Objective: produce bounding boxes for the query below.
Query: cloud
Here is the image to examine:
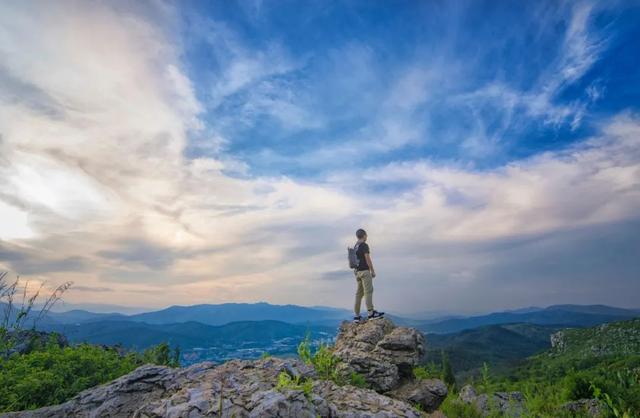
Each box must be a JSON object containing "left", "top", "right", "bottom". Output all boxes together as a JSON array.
[
  {"left": 70, "top": 285, "right": 114, "bottom": 293},
  {"left": 0, "top": 241, "right": 89, "bottom": 275},
  {"left": 97, "top": 239, "right": 178, "bottom": 270},
  {"left": 0, "top": 1, "right": 638, "bottom": 313}
]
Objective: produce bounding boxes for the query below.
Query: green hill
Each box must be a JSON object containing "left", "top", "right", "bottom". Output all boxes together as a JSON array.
[
  {"left": 549, "top": 318, "right": 640, "bottom": 357},
  {"left": 492, "top": 318, "right": 640, "bottom": 417},
  {"left": 426, "top": 323, "right": 560, "bottom": 379}
]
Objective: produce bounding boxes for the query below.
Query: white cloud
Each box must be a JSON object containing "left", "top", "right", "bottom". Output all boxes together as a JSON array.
[{"left": 0, "top": 1, "right": 638, "bottom": 313}]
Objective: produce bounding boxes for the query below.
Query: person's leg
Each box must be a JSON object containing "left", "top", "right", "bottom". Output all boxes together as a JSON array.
[
  {"left": 354, "top": 273, "right": 364, "bottom": 316},
  {"left": 361, "top": 270, "right": 374, "bottom": 313}
]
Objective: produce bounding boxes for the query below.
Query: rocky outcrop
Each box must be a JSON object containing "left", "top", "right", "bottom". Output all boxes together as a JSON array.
[
  {"left": 1, "top": 318, "right": 448, "bottom": 418},
  {"left": 333, "top": 318, "right": 426, "bottom": 392},
  {"left": 458, "top": 385, "right": 525, "bottom": 417},
  {"left": 1, "top": 357, "right": 425, "bottom": 418},
  {"left": 332, "top": 318, "right": 446, "bottom": 413}
]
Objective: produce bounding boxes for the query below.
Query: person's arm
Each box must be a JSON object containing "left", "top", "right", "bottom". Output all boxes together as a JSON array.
[{"left": 365, "top": 253, "right": 376, "bottom": 277}]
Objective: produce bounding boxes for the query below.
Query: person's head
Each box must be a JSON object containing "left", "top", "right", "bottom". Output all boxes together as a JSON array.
[{"left": 356, "top": 228, "right": 367, "bottom": 241}]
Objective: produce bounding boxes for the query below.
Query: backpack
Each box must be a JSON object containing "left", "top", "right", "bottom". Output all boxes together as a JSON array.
[{"left": 347, "top": 242, "right": 363, "bottom": 269}]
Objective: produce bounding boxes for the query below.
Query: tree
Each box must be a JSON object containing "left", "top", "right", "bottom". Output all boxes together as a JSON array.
[{"left": 441, "top": 349, "right": 456, "bottom": 389}]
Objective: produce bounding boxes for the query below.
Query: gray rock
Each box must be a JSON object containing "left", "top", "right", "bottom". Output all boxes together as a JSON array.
[
  {"left": 560, "top": 399, "right": 606, "bottom": 417},
  {"left": 387, "top": 378, "right": 448, "bottom": 413},
  {"left": 313, "top": 380, "right": 422, "bottom": 418},
  {"left": 458, "top": 384, "right": 478, "bottom": 404},
  {"left": 458, "top": 385, "right": 525, "bottom": 417},
  {"left": 0, "top": 357, "right": 423, "bottom": 418},
  {"left": 333, "top": 318, "right": 425, "bottom": 392}
]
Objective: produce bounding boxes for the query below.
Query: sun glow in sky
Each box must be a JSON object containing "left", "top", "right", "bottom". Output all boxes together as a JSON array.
[{"left": 0, "top": 1, "right": 639, "bottom": 314}]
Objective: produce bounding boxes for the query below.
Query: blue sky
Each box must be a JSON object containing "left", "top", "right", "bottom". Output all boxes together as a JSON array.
[
  {"left": 182, "top": 0, "right": 640, "bottom": 177},
  {"left": 0, "top": 1, "right": 639, "bottom": 314}
]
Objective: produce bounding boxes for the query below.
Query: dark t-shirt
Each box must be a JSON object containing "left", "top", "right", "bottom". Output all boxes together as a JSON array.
[{"left": 355, "top": 242, "right": 370, "bottom": 271}]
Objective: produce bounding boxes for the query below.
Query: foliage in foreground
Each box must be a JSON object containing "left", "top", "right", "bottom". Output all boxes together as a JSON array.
[
  {"left": 416, "top": 351, "right": 640, "bottom": 418},
  {"left": 0, "top": 335, "right": 181, "bottom": 413},
  {"left": 297, "top": 333, "right": 367, "bottom": 388}
]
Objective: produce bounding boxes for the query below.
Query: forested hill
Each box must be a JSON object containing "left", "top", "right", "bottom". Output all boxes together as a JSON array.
[{"left": 549, "top": 317, "right": 640, "bottom": 357}]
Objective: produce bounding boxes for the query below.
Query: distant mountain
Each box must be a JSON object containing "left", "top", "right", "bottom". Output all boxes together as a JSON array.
[
  {"left": 41, "top": 302, "right": 151, "bottom": 315},
  {"left": 124, "top": 302, "right": 351, "bottom": 326},
  {"left": 426, "top": 323, "right": 561, "bottom": 379},
  {"left": 502, "top": 306, "right": 543, "bottom": 314},
  {"left": 419, "top": 304, "right": 640, "bottom": 334},
  {"left": 545, "top": 304, "right": 640, "bottom": 316},
  {"left": 44, "top": 309, "right": 128, "bottom": 324}
]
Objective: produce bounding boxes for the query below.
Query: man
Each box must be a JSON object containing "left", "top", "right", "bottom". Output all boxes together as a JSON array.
[{"left": 353, "top": 228, "right": 384, "bottom": 322}]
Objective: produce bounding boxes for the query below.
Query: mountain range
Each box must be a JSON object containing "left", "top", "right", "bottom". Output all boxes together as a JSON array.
[
  {"left": 417, "top": 304, "right": 640, "bottom": 334},
  {"left": 28, "top": 302, "right": 351, "bottom": 327},
  {"left": 2, "top": 301, "right": 638, "bottom": 366}
]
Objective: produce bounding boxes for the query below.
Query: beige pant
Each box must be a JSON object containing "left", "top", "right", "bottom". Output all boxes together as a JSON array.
[{"left": 354, "top": 269, "right": 374, "bottom": 315}]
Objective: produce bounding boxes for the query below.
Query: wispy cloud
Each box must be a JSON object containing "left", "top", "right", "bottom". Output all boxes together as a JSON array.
[{"left": 0, "top": 1, "right": 638, "bottom": 312}]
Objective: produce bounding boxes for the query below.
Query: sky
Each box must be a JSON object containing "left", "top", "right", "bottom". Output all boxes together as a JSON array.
[{"left": 0, "top": 0, "right": 639, "bottom": 315}]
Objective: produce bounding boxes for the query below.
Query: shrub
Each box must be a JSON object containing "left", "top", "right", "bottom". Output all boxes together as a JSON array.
[
  {"left": 441, "top": 350, "right": 457, "bottom": 389},
  {"left": 414, "top": 362, "right": 441, "bottom": 380},
  {"left": 297, "top": 334, "right": 345, "bottom": 386},
  {"left": 141, "top": 341, "right": 180, "bottom": 367},
  {"left": 312, "top": 344, "right": 341, "bottom": 382},
  {"left": 297, "top": 333, "right": 313, "bottom": 364},
  {"left": 275, "top": 371, "right": 313, "bottom": 398},
  {"left": 349, "top": 372, "right": 368, "bottom": 388},
  {"left": 0, "top": 340, "right": 182, "bottom": 412}
]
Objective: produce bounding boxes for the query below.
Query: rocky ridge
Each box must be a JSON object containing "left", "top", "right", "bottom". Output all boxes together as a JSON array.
[{"left": 1, "top": 318, "right": 447, "bottom": 417}]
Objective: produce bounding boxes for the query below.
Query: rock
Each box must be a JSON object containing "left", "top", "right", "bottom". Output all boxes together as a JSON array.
[
  {"left": 550, "top": 331, "right": 566, "bottom": 354},
  {"left": 2, "top": 318, "right": 447, "bottom": 417},
  {"left": 313, "top": 380, "right": 422, "bottom": 418},
  {"left": 0, "top": 357, "right": 422, "bottom": 418},
  {"left": 560, "top": 399, "right": 606, "bottom": 417},
  {"left": 458, "top": 385, "right": 525, "bottom": 417},
  {"left": 458, "top": 384, "right": 477, "bottom": 404},
  {"left": 387, "top": 379, "right": 448, "bottom": 413},
  {"left": 333, "top": 318, "right": 425, "bottom": 392}
]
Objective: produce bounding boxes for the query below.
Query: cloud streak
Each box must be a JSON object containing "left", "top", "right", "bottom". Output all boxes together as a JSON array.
[{"left": 0, "top": 1, "right": 638, "bottom": 313}]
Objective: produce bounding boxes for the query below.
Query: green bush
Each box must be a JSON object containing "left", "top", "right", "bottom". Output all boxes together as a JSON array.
[
  {"left": 297, "top": 334, "right": 345, "bottom": 386},
  {"left": 275, "top": 371, "right": 313, "bottom": 398},
  {"left": 141, "top": 341, "right": 180, "bottom": 367},
  {"left": 349, "top": 371, "right": 368, "bottom": 388},
  {"left": 413, "top": 362, "right": 441, "bottom": 380},
  {"left": 439, "top": 394, "right": 483, "bottom": 418},
  {"left": 562, "top": 372, "right": 593, "bottom": 401},
  {"left": 312, "top": 344, "right": 341, "bottom": 382},
  {"left": 0, "top": 337, "right": 181, "bottom": 412}
]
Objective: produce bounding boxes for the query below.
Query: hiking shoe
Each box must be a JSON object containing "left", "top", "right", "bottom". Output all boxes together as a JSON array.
[
  {"left": 367, "top": 310, "right": 385, "bottom": 320},
  {"left": 353, "top": 315, "right": 363, "bottom": 323}
]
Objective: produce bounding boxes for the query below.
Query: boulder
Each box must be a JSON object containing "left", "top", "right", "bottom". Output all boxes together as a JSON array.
[
  {"left": 333, "top": 318, "right": 425, "bottom": 392},
  {"left": 387, "top": 378, "right": 448, "bottom": 413},
  {"left": 560, "top": 399, "right": 606, "bottom": 417}
]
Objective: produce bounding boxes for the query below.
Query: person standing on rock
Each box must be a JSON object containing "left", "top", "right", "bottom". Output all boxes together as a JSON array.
[{"left": 352, "top": 229, "right": 384, "bottom": 322}]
